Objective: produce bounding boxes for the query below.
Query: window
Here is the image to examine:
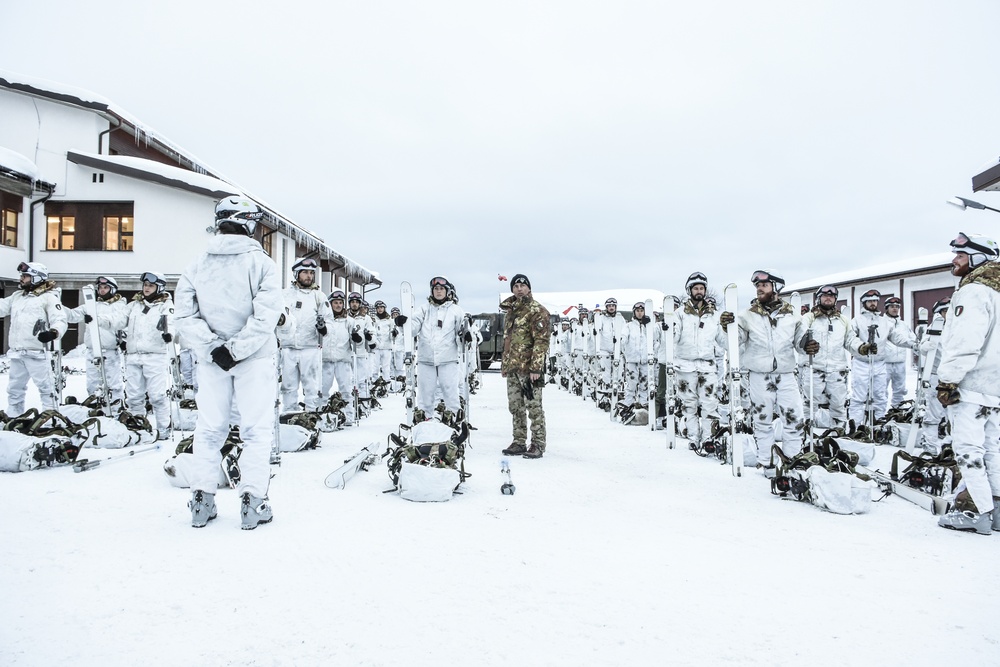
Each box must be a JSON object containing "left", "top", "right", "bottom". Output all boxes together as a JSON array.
[
  {"left": 104, "top": 215, "right": 133, "bottom": 251},
  {"left": 45, "top": 201, "right": 134, "bottom": 251},
  {"left": 2, "top": 208, "right": 16, "bottom": 247},
  {"left": 47, "top": 215, "right": 75, "bottom": 250},
  {"left": 259, "top": 225, "right": 273, "bottom": 256},
  {"left": 0, "top": 191, "right": 21, "bottom": 248}
]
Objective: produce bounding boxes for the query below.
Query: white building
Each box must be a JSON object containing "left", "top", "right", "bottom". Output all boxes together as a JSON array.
[{"left": 0, "top": 69, "right": 379, "bottom": 351}]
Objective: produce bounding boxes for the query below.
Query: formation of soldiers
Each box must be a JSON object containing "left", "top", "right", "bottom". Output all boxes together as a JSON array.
[{"left": 544, "top": 232, "right": 1000, "bottom": 535}]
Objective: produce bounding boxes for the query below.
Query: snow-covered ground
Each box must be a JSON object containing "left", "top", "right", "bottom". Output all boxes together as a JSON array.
[{"left": 1, "top": 360, "right": 998, "bottom": 666}]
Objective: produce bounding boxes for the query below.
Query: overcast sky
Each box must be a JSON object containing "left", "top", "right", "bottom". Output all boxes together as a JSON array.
[{"left": 4, "top": 1, "right": 999, "bottom": 314}]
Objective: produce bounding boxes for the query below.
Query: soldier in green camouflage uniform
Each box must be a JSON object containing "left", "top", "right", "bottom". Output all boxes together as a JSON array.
[{"left": 500, "top": 274, "right": 551, "bottom": 459}]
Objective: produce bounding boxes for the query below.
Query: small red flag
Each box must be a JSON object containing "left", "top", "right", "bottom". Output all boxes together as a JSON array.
[{"left": 498, "top": 275, "right": 508, "bottom": 281}]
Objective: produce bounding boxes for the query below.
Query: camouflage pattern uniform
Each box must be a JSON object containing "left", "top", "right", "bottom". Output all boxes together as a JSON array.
[{"left": 500, "top": 292, "right": 551, "bottom": 451}]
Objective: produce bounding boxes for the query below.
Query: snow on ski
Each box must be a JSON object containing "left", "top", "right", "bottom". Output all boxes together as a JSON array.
[{"left": 324, "top": 443, "right": 382, "bottom": 489}]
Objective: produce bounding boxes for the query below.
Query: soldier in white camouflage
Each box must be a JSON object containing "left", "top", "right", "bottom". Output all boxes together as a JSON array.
[{"left": 499, "top": 274, "right": 551, "bottom": 459}]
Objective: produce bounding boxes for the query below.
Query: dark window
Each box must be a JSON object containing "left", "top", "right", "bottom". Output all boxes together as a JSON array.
[
  {"left": 0, "top": 191, "right": 21, "bottom": 248},
  {"left": 45, "top": 201, "right": 134, "bottom": 251}
]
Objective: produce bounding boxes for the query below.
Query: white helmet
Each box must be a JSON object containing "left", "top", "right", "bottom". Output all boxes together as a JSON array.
[
  {"left": 950, "top": 232, "right": 999, "bottom": 268},
  {"left": 96, "top": 276, "right": 118, "bottom": 296},
  {"left": 685, "top": 271, "right": 708, "bottom": 296},
  {"left": 291, "top": 257, "right": 319, "bottom": 282},
  {"left": 140, "top": 271, "right": 168, "bottom": 294},
  {"left": 17, "top": 261, "right": 49, "bottom": 286},
  {"left": 215, "top": 195, "right": 264, "bottom": 236},
  {"left": 751, "top": 269, "right": 785, "bottom": 294}
]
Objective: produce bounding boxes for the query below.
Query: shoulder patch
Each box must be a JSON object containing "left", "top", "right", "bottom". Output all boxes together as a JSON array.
[
  {"left": 536, "top": 320, "right": 546, "bottom": 330},
  {"left": 55, "top": 304, "right": 62, "bottom": 310},
  {"left": 954, "top": 305, "right": 964, "bottom": 317}
]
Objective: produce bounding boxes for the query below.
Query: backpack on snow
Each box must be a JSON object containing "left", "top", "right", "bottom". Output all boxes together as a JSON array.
[{"left": 385, "top": 420, "right": 470, "bottom": 502}]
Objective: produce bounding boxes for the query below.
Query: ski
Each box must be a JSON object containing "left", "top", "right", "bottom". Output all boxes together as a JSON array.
[
  {"left": 610, "top": 316, "right": 622, "bottom": 422},
  {"left": 324, "top": 442, "right": 382, "bottom": 489},
  {"left": 72, "top": 442, "right": 161, "bottom": 472},
  {"left": 81, "top": 285, "right": 111, "bottom": 412},
  {"left": 500, "top": 458, "right": 515, "bottom": 495},
  {"left": 724, "top": 283, "right": 745, "bottom": 477},
  {"left": 661, "top": 296, "right": 677, "bottom": 447},
  {"left": 645, "top": 298, "right": 657, "bottom": 432},
  {"left": 400, "top": 281, "right": 415, "bottom": 425},
  {"left": 857, "top": 464, "right": 950, "bottom": 515},
  {"left": 905, "top": 309, "right": 937, "bottom": 454}
]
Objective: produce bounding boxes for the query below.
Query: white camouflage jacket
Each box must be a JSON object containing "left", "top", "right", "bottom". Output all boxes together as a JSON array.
[
  {"left": 673, "top": 299, "right": 727, "bottom": 371},
  {"left": 411, "top": 297, "right": 466, "bottom": 365},
  {"left": 799, "top": 307, "right": 862, "bottom": 373},
  {"left": 174, "top": 234, "right": 283, "bottom": 364},
  {"left": 0, "top": 281, "right": 68, "bottom": 351},
  {"left": 937, "top": 263, "right": 1000, "bottom": 405},
  {"left": 882, "top": 316, "right": 915, "bottom": 363},
  {"left": 66, "top": 294, "right": 128, "bottom": 353},
  {"left": 322, "top": 312, "right": 373, "bottom": 363},
  {"left": 594, "top": 312, "right": 626, "bottom": 354},
  {"left": 736, "top": 298, "right": 806, "bottom": 374},
  {"left": 849, "top": 311, "right": 915, "bottom": 363},
  {"left": 123, "top": 292, "right": 174, "bottom": 355},
  {"left": 620, "top": 318, "right": 653, "bottom": 363},
  {"left": 280, "top": 284, "right": 328, "bottom": 350}
]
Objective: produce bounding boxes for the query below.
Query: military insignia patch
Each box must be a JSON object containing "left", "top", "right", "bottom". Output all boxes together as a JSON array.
[
  {"left": 536, "top": 321, "right": 546, "bottom": 330},
  {"left": 954, "top": 305, "right": 964, "bottom": 317}
]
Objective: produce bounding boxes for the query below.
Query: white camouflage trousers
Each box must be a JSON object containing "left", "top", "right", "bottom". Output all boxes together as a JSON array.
[
  {"left": 417, "top": 361, "right": 462, "bottom": 414},
  {"left": 848, "top": 358, "right": 888, "bottom": 424},
  {"left": 6, "top": 349, "right": 56, "bottom": 415},
  {"left": 373, "top": 349, "right": 392, "bottom": 381},
  {"left": 281, "top": 347, "right": 322, "bottom": 411},
  {"left": 886, "top": 361, "right": 907, "bottom": 408},
  {"left": 623, "top": 361, "right": 649, "bottom": 406},
  {"left": 321, "top": 360, "right": 356, "bottom": 423},
  {"left": 947, "top": 401, "right": 1000, "bottom": 514},
  {"left": 918, "top": 373, "right": 947, "bottom": 452},
  {"left": 190, "top": 354, "right": 277, "bottom": 499},
  {"left": 86, "top": 349, "right": 124, "bottom": 405},
  {"left": 677, "top": 367, "right": 721, "bottom": 446},
  {"left": 748, "top": 371, "right": 805, "bottom": 465},
  {"left": 803, "top": 368, "right": 850, "bottom": 429},
  {"left": 125, "top": 352, "right": 171, "bottom": 431}
]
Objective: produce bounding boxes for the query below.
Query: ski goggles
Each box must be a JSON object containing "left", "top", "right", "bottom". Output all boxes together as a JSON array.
[
  {"left": 860, "top": 290, "right": 881, "bottom": 304},
  {"left": 816, "top": 285, "right": 838, "bottom": 298},
  {"left": 296, "top": 258, "right": 319, "bottom": 269},
  {"left": 687, "top": 272, "right": 708, "bottom": 285},
  {"left": 605, "top": 298, "right": 618, "bottom": 307},
  {"left": 632, "top": 302, "right": 645, "bottom": 311},
  {"left": 348, "top": 292, "right": 362, "bottom": 301},
  {"left": 16, "top": 262, "right": 30, "bottom": 273},
  {"left": 430, "top": 276, "right": 449, "bottom": 288},
  {"left": 884, "top": 297, "right": 902, "bottom": 307},
  {"left": 950, "top": 232, "right": 995, "bottom": 256},
  {"left": 328, "top": 290, "right": 346, "bottom": 301},
  {"left": 933, "top": 297, "right": 951, "bottom": 314},
  {"left": 96, "top": 276, "right": 115, "bottom": 286},
  {"left": 751, "top": 271, "right": 775, "bottom": 285},
  {"left": 140, "top": 272, "right": 165, "bottom": 285}
]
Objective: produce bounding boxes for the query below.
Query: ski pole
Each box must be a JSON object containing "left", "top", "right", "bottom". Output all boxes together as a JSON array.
[{"left": 72, "top": 442, "right": 161, "bottom": 472}]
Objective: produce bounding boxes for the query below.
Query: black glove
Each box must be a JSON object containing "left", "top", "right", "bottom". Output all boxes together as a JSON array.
[
  {"left": 719, "top": 311, "right": 735, "bottom": 331},
  {"left": 351, "top": 331, "right": 363, "bottom": 343},
  {"left": 661, "top": 322, "right": 668, "bottom": 331},
  {"left": 37, "top": 329, "right": 58, "bottom": 344},
  {"left": 612, "top": 337, "right": 617, "bottom": 345},
  {"left": 463, "top": 331, "right": 473, "bottom": 343},
  {"left": 162, "top": 333, "right": 173, "bottom": 343},
  {"left": 211, "top": 345, "right": 238, "bottom": 371},
  {"left": 119, "top": 341, "right": 127, "bottom": 353},
  {"left": 859, "top": 343, "right": 878, "bottom": 356},
  {"left": 593, "top": 329, "right": 598, "bottom": 336},
  {"left": 640, "top": 316, "right": 650, "bottom": 325},
  {"left": 84, "top": 314, "right": 93, "bottom": 324},
  {"left": 364, "top": 332, "right": 372, "bottom": 342},
  {"left": 317, "top": 325, "right": 328, "bottom": 336},
  {"left": 392, "top": 329, "right": 398, "bottom": 338},
  {"left": 936, "top": 382, "right": 960, "bottom": 407},
  {"left": 315, "top": 316, "right": 327, "bottom": 335},
  {"left": 394, "top": 315, "right": 408, "bottom": 326},
  {"left": 803, "top": 339, "right": 820, "bottom": 355}
]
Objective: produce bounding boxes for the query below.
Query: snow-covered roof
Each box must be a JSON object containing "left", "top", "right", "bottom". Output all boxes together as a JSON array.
[
  {"left": 67, "top": 151, "right": 242, "bottom": 199},
  {"left": 785, "top": 253, "right": 953, "bottom": 292},
  {"left": 0, "top": 146, "right": 38, "bottom": 180},
  {"left": 502, "top": 289, "right": 669, "bottom": 316}
]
